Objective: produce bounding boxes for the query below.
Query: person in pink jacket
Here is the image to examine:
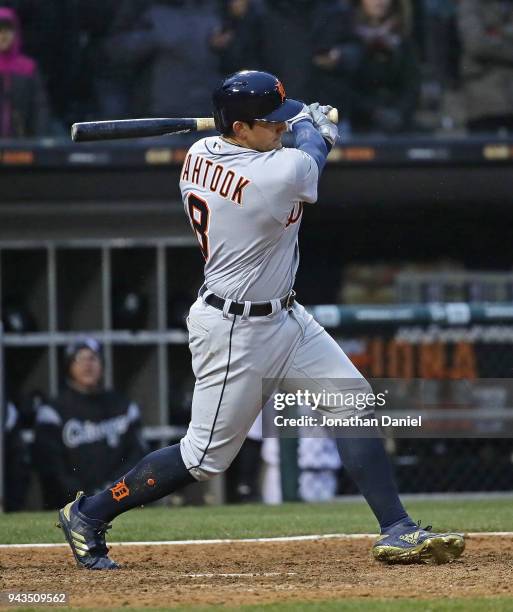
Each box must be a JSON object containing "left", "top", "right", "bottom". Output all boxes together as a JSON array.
[{"left": 0, "top": 6, "right": 48, "bottom": 138}]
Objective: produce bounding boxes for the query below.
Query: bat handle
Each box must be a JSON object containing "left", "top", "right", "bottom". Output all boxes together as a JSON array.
[{"left": 196, "top": 118, "right": 216, "bottom": 131}]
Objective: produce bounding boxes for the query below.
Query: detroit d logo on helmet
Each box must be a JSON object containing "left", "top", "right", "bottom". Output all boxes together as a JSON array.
[{"left": 276, "top": 80, "right": 286, "bottom": 103}]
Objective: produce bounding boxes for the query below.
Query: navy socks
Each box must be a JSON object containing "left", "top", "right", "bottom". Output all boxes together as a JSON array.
[
  {"left": 335, "top": 433, "right": 415, "bottom": 531},
  {"left": 80, "top": 444, "right": 196, "bottom": 523},
  {"left": 78, "top": 430, "right": 411, "bottom": 532}
]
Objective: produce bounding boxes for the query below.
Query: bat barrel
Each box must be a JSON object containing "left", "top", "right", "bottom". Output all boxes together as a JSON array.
[{"left": 71, "top": 118, "right": 199, "bottom": 142}]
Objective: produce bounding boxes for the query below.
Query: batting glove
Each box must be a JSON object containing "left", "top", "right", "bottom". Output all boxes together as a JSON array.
[
  {"left": 286, "top": 103, "right": 313, "bottom": 131},
  {"left": 308, "top": 102, "right": 339, "bottom": 147}
]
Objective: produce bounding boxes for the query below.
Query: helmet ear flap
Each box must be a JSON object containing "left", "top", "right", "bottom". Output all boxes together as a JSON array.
[
  {"left": 213, "top": 106, "right": 230, "bottom": 134},
  {"left": 213, "top": 107, "right": 222, "bottom": 133}
]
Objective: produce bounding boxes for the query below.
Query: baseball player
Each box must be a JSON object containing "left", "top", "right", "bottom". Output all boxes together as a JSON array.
[{"left": 58, "top": 70, "right": 464, "bottom": 569}]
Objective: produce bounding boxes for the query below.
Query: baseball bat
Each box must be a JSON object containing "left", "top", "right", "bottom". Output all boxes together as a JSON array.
[{"left": 71, "top": 109, "right": 339, "bottom": 142}]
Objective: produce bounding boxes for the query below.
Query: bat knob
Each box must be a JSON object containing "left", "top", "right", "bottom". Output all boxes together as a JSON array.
[{"left": 327, "top": 108, "right": 339, "bottom": 124}]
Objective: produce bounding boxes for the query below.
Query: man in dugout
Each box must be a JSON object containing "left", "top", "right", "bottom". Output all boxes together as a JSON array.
[{"left": 34, "top": 338, "right": 147, "bottom": 509}]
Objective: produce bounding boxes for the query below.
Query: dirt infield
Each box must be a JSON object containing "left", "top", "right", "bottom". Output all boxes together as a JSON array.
[{"left": 1, "top": 536, "right": 513, "bottom": 608}]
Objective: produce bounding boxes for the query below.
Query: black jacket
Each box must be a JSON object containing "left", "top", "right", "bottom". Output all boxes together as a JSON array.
[
  {"left": 4, "top": 402, "right": 31, "bottom": 511},
  {"left": 34, "top": 385, "right": 147, "bottom": 508},
  {"left": 103, "top": 0, "right": 220, "bottom": 116},
  {"left": 211, "top": 2, "right": 265, "bottom": 74}
]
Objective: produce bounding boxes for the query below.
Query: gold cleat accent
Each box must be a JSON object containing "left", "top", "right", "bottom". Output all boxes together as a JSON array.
[
  {"left": 57, "top": 490, "right": 119, "bottom": 570},
  {"left": 373, "top": 533, "right": 465, "bottom": 565}
]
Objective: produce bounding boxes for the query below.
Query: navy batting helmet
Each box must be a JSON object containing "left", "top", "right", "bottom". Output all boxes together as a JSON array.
[{"left": 212, "top": 70, "right": 303, "bottom": 134}]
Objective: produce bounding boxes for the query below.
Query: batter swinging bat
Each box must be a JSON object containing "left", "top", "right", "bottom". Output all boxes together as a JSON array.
[{"left": 71, "top": 109, "right": 339, "bottom": 142}]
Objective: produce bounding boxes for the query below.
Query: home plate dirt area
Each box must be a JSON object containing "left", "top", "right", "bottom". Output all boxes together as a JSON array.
[{"left": 2, "top": 536, "right": 513, "bottom": 608}]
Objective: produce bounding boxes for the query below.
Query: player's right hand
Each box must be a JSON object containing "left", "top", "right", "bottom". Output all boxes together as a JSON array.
[{"left": 308, "top": 102, "right": 338, "bottom": 147}]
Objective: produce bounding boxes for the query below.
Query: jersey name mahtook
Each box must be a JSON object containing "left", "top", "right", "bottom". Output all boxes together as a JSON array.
[{"left": 181, "top": 153, "right": 251, "bottom": 206}]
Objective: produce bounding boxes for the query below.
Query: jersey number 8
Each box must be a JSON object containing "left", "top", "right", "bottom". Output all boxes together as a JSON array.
[{"left": 187, "top": 193, "right": 210, "bottom": 261}]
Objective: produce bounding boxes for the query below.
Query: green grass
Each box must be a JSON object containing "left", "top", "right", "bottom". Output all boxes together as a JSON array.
[{"left": 1, "top": 498, "right": 511, "bottom": 545}]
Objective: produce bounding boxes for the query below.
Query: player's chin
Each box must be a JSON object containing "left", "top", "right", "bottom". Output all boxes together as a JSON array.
[{"left": 257, "top": 142, "right": 282, "bottom": 152}]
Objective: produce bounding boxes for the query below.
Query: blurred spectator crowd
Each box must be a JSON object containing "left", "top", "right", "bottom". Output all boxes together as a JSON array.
[{"left": 1, "top": 0, "right": 513, "bottom": 138}]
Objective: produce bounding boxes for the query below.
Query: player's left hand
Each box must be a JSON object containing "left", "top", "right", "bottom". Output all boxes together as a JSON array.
[
  {"left": 286, "top": 103, "right": 313, "bottom": 131},
  {"left": 308, "top": 102, "right": 339, "bottom": 147}
]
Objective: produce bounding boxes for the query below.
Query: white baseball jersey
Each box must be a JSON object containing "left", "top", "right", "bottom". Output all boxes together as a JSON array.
[
  {"left": 180, "top": 136, "right": 319, "bottom": 301},
  {"left": 177, "top": 134, "right": 367, "bottom": 483}
]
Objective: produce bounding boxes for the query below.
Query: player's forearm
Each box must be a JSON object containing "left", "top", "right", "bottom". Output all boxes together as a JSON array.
[{"left": 291, "top": 120, "right": 329, "bottom": 174}]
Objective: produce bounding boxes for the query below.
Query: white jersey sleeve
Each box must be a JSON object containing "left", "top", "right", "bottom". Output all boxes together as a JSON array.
[{"left": 258, "top": 148, "right": 319, "bottom": 224}]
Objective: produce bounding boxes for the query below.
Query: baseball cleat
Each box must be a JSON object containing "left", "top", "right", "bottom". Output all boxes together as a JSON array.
[
  {"left": 372, "top": 520, "right": 465, "bottom": 565},
  {"left": 57, "top": 491, "right": 120, "bottom": 570}
]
